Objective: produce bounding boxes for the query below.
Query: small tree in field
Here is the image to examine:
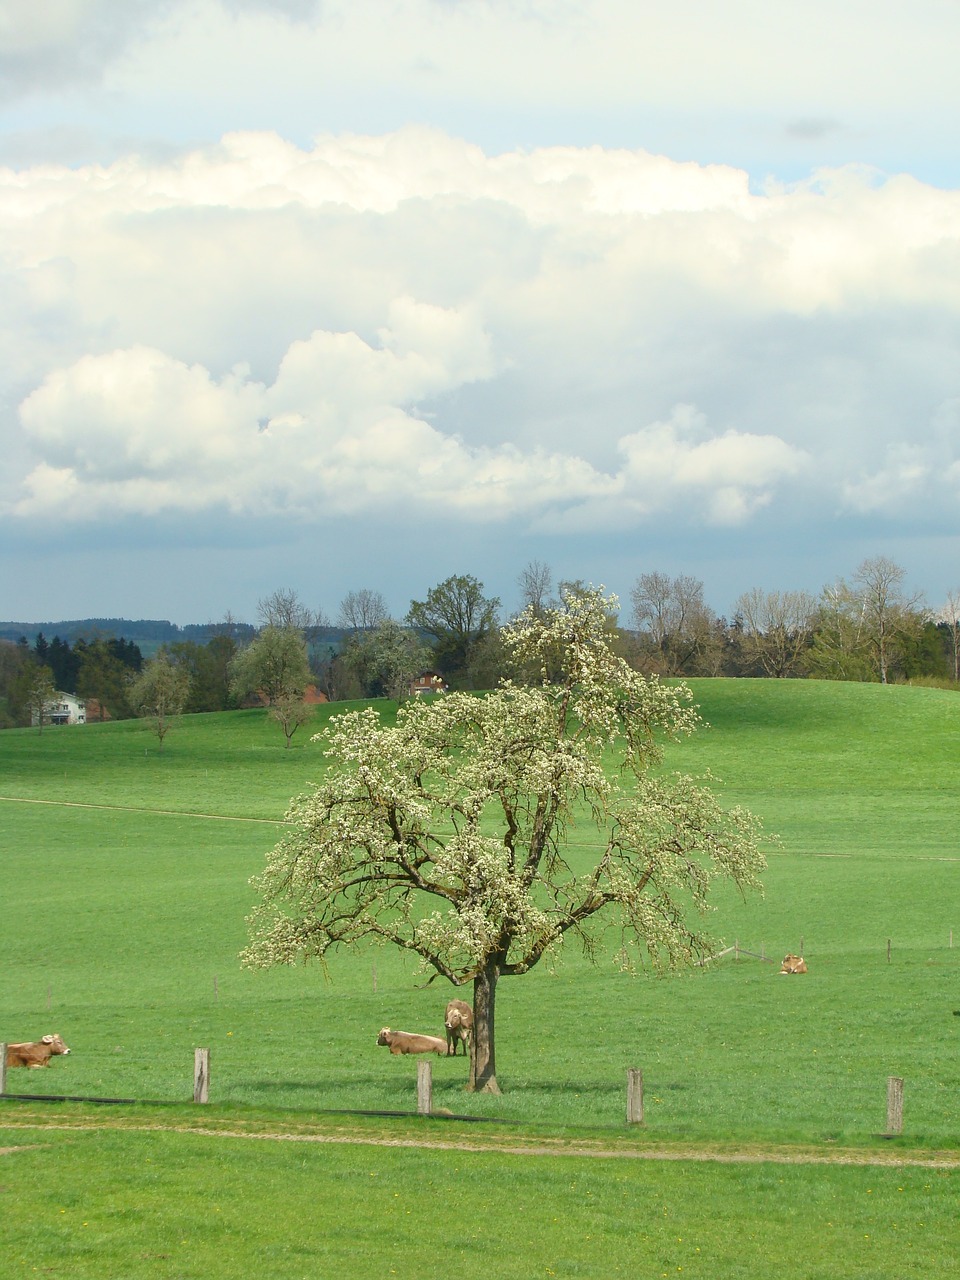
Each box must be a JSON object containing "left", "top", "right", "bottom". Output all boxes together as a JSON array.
[
  {"left": 242, "top": 588, "right": 767, "bottom": 1093},
  {"left": 230, "top": 625, "right": 312, "bottom": 747},
  {"left": 24, "top": 664, "right": 56, "bottom": 733},
  {"left": 131, "top": 651, "right": 191, "bottom": 749}
]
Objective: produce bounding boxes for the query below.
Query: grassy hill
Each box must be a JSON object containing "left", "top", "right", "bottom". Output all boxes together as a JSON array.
[{"left": 2, "top": 680, "right": 959, "bottom": 1141}]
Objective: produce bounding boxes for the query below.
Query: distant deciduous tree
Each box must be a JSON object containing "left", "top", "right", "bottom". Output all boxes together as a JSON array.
[
  {"left": 229, "top": 625, "right": 313, "bottom": 747},
  {"left": 0, "top": 640, "right": 33, "bottom": 728},
  {"left": 338, "top": 589, "right": 388, "bottom": 632},
  {"left": 630, "top": 572, "right": 716, "bottom": 675},
  {"left": 734, "top": 588, "right": 817, "bottom": 678},
  {"left": 269, "top": 693, "right": 315, "bottom": 751},
  {"left": 341, "top": 618, "right": 431, "bottom": 701},
  {"left": 24, "top": 665, "right": 56, "bottom": 733},
  {"left": 854, "top": 556, "right": 925, "bottom": 684},
  {"left": 516, "top": 560, "right": 554, "bottom": 619},
  {"left": 939, "top": 589, "right": 960, "bottom": 683},
  {"left": 406, "top": 574, "right": 500, "bottom": 685},
  {"left": 131, "top": 651, "right": 191, "bottom": 749},
  {"left": 809, "top": 558, "right": 925, "bottom": 684},
  {"left": 807, "top": 581, "right": 873, "bottom": 682},
  {"left": 258, "top": 587, "right": 325, "bottom": 636}
]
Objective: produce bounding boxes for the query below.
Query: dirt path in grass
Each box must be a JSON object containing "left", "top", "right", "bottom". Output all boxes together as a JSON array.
[
  {"left": 2, "top": 1117, "right": 959, "bottom": 1169},
  {"left": 0, "top": 795, "right": 282, "bottom": 824}
]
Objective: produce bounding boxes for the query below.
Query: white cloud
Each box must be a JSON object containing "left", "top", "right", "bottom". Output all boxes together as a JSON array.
[
  {"left": 13, "top": 337, "right": 806, "bottom": 530},
  {"left": 841, "top": 446, "right": 931, "bottom": 516},
  {"left": 0, "top": 0, "right": 171, "bottom": 99},
  {"left": 616, "top": 406, "right": 809, "bottom": 524},
  {"left": 2, "top": 128, "right": 959, "bottom": 558},
  {"left": 96, "top": 1, "right": 960, "bottom": 124}
]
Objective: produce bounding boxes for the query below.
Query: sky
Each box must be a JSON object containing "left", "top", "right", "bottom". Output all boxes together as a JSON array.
[{"left": 2, "top": 0, "right": 959, "bottom": 628}]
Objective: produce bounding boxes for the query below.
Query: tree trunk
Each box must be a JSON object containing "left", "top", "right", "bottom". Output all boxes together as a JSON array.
[{"left": 468, "top": 960, "right": 501, "bottom": 1094}]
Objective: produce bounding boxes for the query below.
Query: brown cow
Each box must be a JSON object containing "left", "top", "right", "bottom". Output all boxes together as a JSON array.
[
  {"left": 5, "top": 1034, "right": 72, "bottom": 1068},
  {"left": 444, "top": 999, "right": 473, "bottom": 1057},
  {"left": 377, "top": 1028, "right": 447, "bottom": 1056},
  {"left": 779, "top": 954, "right": 808, "bottom": 974}
]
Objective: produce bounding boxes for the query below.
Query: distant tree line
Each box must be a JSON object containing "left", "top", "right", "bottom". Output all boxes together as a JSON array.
[
  {"left": 3, "top": 554, "right": 958, "bottom": 733},
  {"left": 0, "top": 617, "right": 257, "bottom": 653}
]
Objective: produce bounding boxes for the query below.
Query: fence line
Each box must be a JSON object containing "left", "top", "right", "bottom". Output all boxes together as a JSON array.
[
  {"left": 626, "top": 1069, "right": 643, "bottom": 1124},
  {"left": 886, "top": 1077, "right": 904, "bottom": 1135},
  {"left": 703, "top": 933, "right": 957, "bottom": 967},
  {"left": 194, "top": 1048, "right": 210, "bottom": 1104},
  {"left": 0, "top": 1043, "right": 913, "bottom": 1137}
]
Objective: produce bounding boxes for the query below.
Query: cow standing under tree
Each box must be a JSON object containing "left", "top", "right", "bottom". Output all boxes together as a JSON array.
[{"left": 444, "top": 999, "right": 473, "bottom": 1057}]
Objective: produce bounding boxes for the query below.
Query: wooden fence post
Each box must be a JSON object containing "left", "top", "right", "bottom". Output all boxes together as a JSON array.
[
  {"left": 887, "top": 938, "right": 892, "bottom": 963},
  {"left": 194, "top": 1048, "right": 210, "bottom": 1104},
  {"left": 0, "top": 1044, "right": 7, "bottom": 1097},
  {"left": 886, "top": 1076, "right": 904, "bottom": 1135},
  {"left": 417, "top": 1060, "right": 433, "bottom": 1116},
  {"left": 626, "top": 1068, "right": 644, "bottom": 1125}
]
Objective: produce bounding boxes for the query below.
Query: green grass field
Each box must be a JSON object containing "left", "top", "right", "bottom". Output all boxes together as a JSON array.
[
  {"left": 2, "top": 680, "right": 959, "bottom": 1276},
  {"left": 4, "top": 1114, "right": 957, "bottom": 1279}
]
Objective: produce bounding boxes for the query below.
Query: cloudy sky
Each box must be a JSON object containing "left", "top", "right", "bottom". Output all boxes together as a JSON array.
[{"left": 2, "top": 0, "right": 959, "bottom": 628}]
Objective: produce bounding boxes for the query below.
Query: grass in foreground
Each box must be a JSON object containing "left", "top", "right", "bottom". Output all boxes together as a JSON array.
[{"left": 2, "top": 1109, "right": 958, "bottom": 1280}]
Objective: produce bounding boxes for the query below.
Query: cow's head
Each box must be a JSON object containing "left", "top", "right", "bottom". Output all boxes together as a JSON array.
[
  {"left": 376, "top": 1028, "right": 391, "bottom": 1046},
  {"left": 41, "top": 1034, "right": 71, "bottom": 1055}
]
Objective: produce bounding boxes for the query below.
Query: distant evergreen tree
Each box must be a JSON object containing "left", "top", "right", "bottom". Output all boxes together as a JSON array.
[
  {"left": 108, "top": 637, "right": 143, "bottom": 672},
  {"left": 48, "top": 636, "right": 81, "bottom": 693},
  {"left": 75, "top": 639, "right": 136, "bottom": 720},
  {"left": 34, "top": 632, "right": 50, "bottom": 668}
]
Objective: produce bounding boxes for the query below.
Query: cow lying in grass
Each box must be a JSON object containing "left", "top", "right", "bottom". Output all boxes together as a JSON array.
[
  {"left": 377, "top": 1028, "right": 447, "bottom": 1056},
  {"left": 779, "top": 954, "right": 808, "bottom": 974},
  {"left": 5, "top": 1034, "right": 72, "bottom": 1068},
  {"left": 444, "top": 999, "right": 473, "bottom": 1057}
]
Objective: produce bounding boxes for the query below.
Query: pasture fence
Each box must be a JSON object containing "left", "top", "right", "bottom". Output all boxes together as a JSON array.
[
  {"left": 0, "top": 1041, "right": 915, "bottom": 1136},
  {"left": 626, "top": 1068, "right": 643, "bottom": 1124},
  {"left": 886, "top": 1076, "right": 904, "bottom": 1135},
  {"left": 417, "top": 1060, "right": 432, "bottom": 1115},
  {"left": 707, "top": 933, "right": 959, "bottom": 967},
  {"left": 194, "top": 1047, "right": 210, "bottom": 1103}
]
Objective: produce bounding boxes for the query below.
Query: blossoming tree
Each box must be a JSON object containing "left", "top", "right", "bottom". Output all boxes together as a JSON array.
[{"left": 241, "top": 587, "right": 766, "bottom": 1093}]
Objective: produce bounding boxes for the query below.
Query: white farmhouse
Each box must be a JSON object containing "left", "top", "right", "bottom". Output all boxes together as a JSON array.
[{"left": 37, "top": 692, "right": 87, "bottom": 726}]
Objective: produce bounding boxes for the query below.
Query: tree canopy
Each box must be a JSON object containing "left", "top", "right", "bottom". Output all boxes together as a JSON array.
[
  {"left": 230, "top": 624, "right": 314, "bottom": 747},
  {"left": 242, "top": 587, "right": 767, "bottom": 1093},
  {"left": 340, "top": 618, "right": 430, "bottom": 701},
  {"left": 406, "top": 573, "right": 500, "bottom": 684},
  {"left": 131, "top": 650, "right": 191, "bottom": 749}
]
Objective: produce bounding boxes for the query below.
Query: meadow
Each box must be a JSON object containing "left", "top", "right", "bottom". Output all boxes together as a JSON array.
[{"left": 2, "top": 679, "right": 959, "bottom": 1277}]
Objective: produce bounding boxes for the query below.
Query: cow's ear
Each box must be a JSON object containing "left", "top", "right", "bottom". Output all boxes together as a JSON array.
[{"left": 41, "top": 1035, "right": 54, "bottom": 1043}]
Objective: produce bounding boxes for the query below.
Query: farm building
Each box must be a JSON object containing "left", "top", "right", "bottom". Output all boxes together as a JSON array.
[
  {"left": 36, "top": 691, "right": 87, "bottom": 726},
  {"left": 410, "top": 670, "right": 448, "bottom": 696}
]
